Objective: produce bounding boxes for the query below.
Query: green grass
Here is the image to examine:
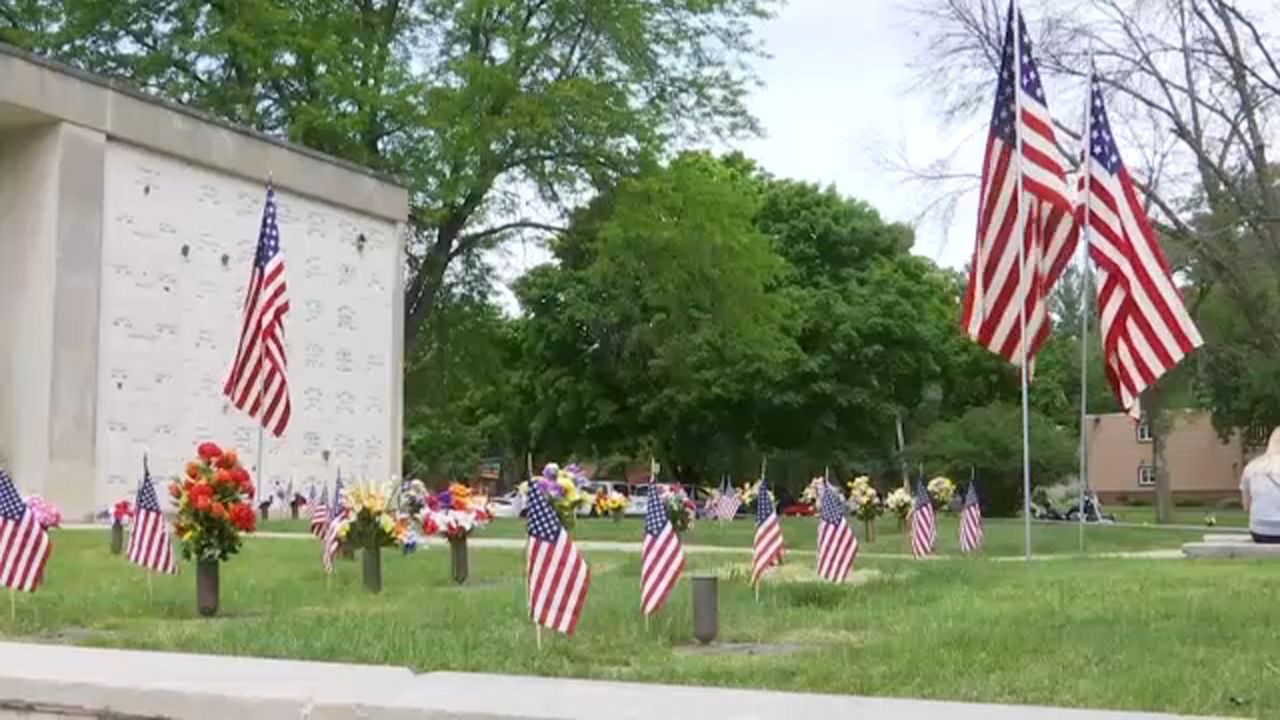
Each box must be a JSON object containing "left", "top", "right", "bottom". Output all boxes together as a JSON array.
[
  {"left": 264, "top": 513, "right": 1230, "bottom": 556},
  {"left": 3, "top": 531, "right": 1278, "bottom": 717}
]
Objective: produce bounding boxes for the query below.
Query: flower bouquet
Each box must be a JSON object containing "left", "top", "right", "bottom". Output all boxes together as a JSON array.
[
  {"left": 659, "top": 484, "right": 697, "bottom": 534},
  {"left": 799, "top": 477, "right": 825, "bottom": 506},
  {"left": 420, "top": 482, "right": 491, "bottom": 584},
  {"left": 740, "top": 479, "right": 762, "bottom": 507},
  {"left": 169, "top": 442, "right": 256, "bottom": 616},
  {"left": 331, "top": 478, "right": 413, "bottom": 592},
  {"left": 25, "top": 496, "right": 62, "bottom": 530},
  {"left": 846, "top": 476, "right": 882, "bottom": 541},
  {"left": 518, "top": 463, "right": 589, "bottom": 527},
  {"left": 928, "top": 476, "right": 956, "bottom": 511},
  {"left": 884, "top": 487, "right": 912, "bottom": 530},
  {"left": 594, "top": 489, "right": 627, "bottom": 521}
]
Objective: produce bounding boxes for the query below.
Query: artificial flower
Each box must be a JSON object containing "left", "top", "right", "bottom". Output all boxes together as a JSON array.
[{"left": 197, "top": 442, "right": 222, "bottom": 461}]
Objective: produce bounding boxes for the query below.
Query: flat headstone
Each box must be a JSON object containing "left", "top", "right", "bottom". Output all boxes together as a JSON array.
[{"left": 1202, "top": 534, "right": 1251, "bottom": 544}]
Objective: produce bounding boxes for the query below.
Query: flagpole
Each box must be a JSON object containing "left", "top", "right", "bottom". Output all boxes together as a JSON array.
[
  {"left": 253, "top": 174, "right": 273, "bottom": 518},
  {"left": 1078, "top": 56, "right": 1096, "bottom": 554},
  {"left": 1013, "top": 0, "right": 1033, "bottom": 562}
]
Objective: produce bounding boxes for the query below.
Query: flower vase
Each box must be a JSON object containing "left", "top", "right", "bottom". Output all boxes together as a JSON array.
[
  {"left": 341, "top": 543, "right": 355, "bottom": 560},
  {"left": 864, "top": 518, "right": 876, "bottom": 543},
  {"left": 611, "top": 513, "right": 622, "bottom": 523},
  {"left": 290, "top": 506, "right": 299, "bottom": 520},
  {"left": 259, "top": 506, "right": 269, "bottom": 522},
  {"left": 110, "top": 521, "right": 124, "bottom": 555},
  {"left": 196, "top": 560, "right": 220, "bottom": 617},
  {"left": 897, "top": 516, "right": 906, "bottom": 532},
  {"left": 362, "top": 546, "right": 382, "bottom": 593},
  {"left": 449, "top": 535, "right": 469, "bottom": 585}
]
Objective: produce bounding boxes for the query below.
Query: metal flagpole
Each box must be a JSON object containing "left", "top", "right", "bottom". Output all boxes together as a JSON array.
[
  {"left": 1012, "top": 0, "right": 1034, "bottom": 561},
  {"left": 255, "top": 174, "right": 272, "bottom": 501},
  {"left": 1078, "top": 55, "right": 1096, "bottom": 554}
]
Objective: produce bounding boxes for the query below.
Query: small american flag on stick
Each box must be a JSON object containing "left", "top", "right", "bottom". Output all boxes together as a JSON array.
[
  {"left": 0, "top": 469, "right": 50, "bottom": 593},
  {"left": 127, "top": 456, "right": 177, "bottom": 575},
  {"left": 816, "top": 481, "right": 857, "bottom": 583},
  {"left": 959, "top": 483, "right": 985, "bottom": 554},
  {"left": 910, "top": 482, "right": 937, "bottom": 559},
  {"left": 640, "top": 483, "right": 685, "bottom": 616},
  {"left": 751, "top": 478, "right": 784, "bottom": 588},
  {"left": 322, "top": 475, "right": 346, "bottom": 573},
  {"left": 309, "top": 483, "right": 330, "bottom": 539},
  {"left": 224, "top": 184, "right": 292, "bottom": 437},
  {"left": 706, "top": 477, "right": 741, "bottom": 521},
  {"left": 526, "top": 486, "right": 590, "bottom": 635}
]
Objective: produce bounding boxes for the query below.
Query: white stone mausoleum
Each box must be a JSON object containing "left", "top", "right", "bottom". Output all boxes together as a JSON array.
[{"left": 0, "top": 45, "right": 408, "bottom": 519}]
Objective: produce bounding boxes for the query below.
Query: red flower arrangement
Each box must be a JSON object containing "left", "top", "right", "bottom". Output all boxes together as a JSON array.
[
  {"left": 170, "top": 442, "right": 256, "bottom": 562},
  {"left": 112, "top": 500, "right": 134, "bottom": 524}
]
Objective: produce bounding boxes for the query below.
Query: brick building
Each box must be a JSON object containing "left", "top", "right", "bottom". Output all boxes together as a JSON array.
[{"left": 1086, "top": 410, "right": 1264, "bottom": 504}]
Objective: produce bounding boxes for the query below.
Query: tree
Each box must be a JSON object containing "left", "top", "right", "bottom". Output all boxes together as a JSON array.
[
  {"left": 912, "top": 403, "right": 1076, "bottom": 516},
  {"left": 2, "top": 0, "right": 780, "bottom": 352},
  {"left": 513, "top": 152, "right": 791, "bottom": 480}
]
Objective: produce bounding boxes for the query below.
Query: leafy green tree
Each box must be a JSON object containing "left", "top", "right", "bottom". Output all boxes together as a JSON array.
[
  {"left": 2, "top": 0, "right": 780, "bottom": 352},
  {"left": 912, "top": 403, "right": 1076, "bottom": 517}
]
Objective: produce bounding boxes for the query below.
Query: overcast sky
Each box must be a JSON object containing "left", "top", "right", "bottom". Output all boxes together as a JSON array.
[{"left": 493, "top": 0, "right": 991, "bottom": 308}]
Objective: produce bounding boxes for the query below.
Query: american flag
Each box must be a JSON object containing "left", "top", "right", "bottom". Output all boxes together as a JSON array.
[
  {"left": 961, "top": 2, "right": 1077, "bottom": 367},
  {"left": 706, "top": 477, "right": 741, "bottom": 521},
  {"left": 309, "top": 483, "right": 330, "bottom": 538},
  {"left": 816, "top": 481, "right": 857, "bottom": 583},
  {"left": 0, "top": 470, "right": 50, "bottom": 593},
  {"left": 910, "top": 482, "right": 937, "bottom": 559},
  {"left": 322, "top": 475, "right": 346, "bottom": 573},
  {"left": 959, "top": 483, "right": 985, "bottom": 554},
  {"left": 1080, "top": 76, "right": 1203, "bottom": 417},
  {"left": 127, "top": 458, "right": 177, "bottom": 574},
  {"left": 750, "top": 478, "right": 784, "bottom": 587},
  {"left": 526, "top": 486, "right": 590, "bottom": 634},
  {"left": 640, "top": 483, "right": 685, "bottom": 616},
  {"left": 224, "top": 184, "right": 292, "bottom": 437}
]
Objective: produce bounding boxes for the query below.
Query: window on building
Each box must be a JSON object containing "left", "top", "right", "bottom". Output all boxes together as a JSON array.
[
  {"left": 1138, "top": 464, "right": 1156, "bottom": 487},
  {"left": 1136, "top": 420, "right": 1152, "bottom": 443}
]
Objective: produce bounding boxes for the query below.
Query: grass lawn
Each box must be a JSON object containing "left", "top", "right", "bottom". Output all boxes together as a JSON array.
[
  {"left": 3, "top": 531, "right": 1277, "bottom": 717},
  {"left": 263, "top": 513, "right": 1228, "bottom": 556}
]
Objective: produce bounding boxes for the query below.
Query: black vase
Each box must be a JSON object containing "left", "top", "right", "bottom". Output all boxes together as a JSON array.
[
  {"left": 290, "top": 506, "right": 299, "bottom": 520},
  {"left": 362, "top": 546, "right": 382, "bottom": 593},
  {"left": 196, "top": 560, "right": 219, "bottom": 617},
  {"left": 449, "top": 536, "right": 469, "bottom": 585},
  {"left": 110, "top": 521, "right": 124, "bottom": 555}
]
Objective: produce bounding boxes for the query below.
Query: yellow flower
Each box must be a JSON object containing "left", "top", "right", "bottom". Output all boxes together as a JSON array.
[{"left": 379, "top": 514, "right": 395, "bottom": 533}]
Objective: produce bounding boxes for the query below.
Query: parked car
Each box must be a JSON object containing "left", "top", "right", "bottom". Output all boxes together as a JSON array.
[
  {"left": 489, "top": 491, "right": 524, "bottom": 519},
  {"left": 579, "top": 480, "right": 633, "bottom": 516},
  {"left": 780, "top": 503, "right": 815, "bottom": 517}
]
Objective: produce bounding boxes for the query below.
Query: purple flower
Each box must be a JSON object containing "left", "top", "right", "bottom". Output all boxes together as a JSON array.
[
  {"left": 436, "top": 489, "right": 454, "bottom": 510},
  {"left": 537, "top": 478, "right": 564, "bottom": 498},
  {"left": 542, "top": 463, "right": 559, "bottom": 480}
]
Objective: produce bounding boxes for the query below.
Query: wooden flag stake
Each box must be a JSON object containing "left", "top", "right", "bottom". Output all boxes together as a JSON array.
[{"left": 535, "top": 623, "right": 543, "bottom": 650}]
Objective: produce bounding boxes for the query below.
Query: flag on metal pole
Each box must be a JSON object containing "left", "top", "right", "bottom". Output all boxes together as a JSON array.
[
  {"left": 959, "top": 483, "right": 985, "bottom": 554},
  {"left": 1078, "top": 76, "right": 1203, "bottom": 418},
  {"left": 750, "top": 478, "right": 784, "bottom": 588},
  {"left": 910, "top": 482, "right": 937, "bottom": 559},
  {"left": 0, "top": 470, "right": 50, "bottom": 593},
  {"left": 526, "top": 485, "right": 590, "bottom": 635},
  {"left": 640, "top": 477, "right": 685, "bottom": 616},
  {"left": 707, "top": 476, "right": 741, "bottom": 521},
  {"left": 223, "top": 183, "right": 292, "bottom": 437}
]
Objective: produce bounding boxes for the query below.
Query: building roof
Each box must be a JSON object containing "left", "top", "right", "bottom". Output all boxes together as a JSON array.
[{"left": 0, "top": 43, "right": 408, "bottom": 223}]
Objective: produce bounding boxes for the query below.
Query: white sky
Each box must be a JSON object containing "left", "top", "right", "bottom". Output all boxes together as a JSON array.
[{"left": 492, "top": 0, "right": 993, "bottom": 309}]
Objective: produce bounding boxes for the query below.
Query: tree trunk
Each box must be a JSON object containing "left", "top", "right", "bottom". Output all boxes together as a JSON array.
[{"left": 1145, "top": 384, "right": 1174, "bottom": 524}]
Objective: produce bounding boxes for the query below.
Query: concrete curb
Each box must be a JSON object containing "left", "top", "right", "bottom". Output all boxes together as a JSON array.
[{"left": 0, "top": 643, "right": 1227, "bottom": 720}]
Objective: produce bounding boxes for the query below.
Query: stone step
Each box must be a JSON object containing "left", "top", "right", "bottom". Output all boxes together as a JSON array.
[
  {"left": 1182, "top": 541, "right": 1280, "bottom": 558},
  {"left": 1202, "top": 534, "right": 1252, "bottom": 544}
]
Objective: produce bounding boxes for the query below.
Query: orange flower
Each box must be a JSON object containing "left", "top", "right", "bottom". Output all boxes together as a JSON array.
[
  {"left": 186, "top": 462, "right": 201, "bottom": 479},
  {"left": 168, "top": 482, "right": 182, "bottom": 499},
  {"left": 211, "top": 501, "right": 227, "bottom": 519},
  {"left": 215, "top": 469, "right": 234, "bottom": 486},
  {"left": 218, "top": 449, "right": 239, "bottom": 470},
  {"left": 194, "top": 495, "right": 212, "bottom": 512}
]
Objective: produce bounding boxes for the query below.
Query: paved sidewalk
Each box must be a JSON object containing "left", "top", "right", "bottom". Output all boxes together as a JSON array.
[{"left": 0, "top": 642, "right": 1228, "bottom": 720}]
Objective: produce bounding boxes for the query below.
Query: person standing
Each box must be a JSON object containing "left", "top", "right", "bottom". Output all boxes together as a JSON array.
[{"left": 1241, "top": 428, "right": 1280, "bottom": 544}]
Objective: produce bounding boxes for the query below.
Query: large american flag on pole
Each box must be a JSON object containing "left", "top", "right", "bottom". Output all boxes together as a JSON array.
[
  {"left": 224, "top": 184, "right": 292, "bottom": 437},
  {"left": 1080, "top": 76, "right": 1203, "bottom": 417},
  {"left": 0, "top": 470, "right": 50, "bottom": 593},
  {"left": 959, "top": 483, "right": 985, "bottom": 554},
  {"left": 526, "top": 486, "right": 590, "bottom": 635},
  {"left": 750, "top": 478, "right": 784, "bottom": 588},
  {"left": 816, "top": 482, "right": 857, "bottom": 583},
  {"left": 640, "top": 484, "right": 685, "bottom": 616},
  {"left": 960, "top": 1, "right": 1077, "bottom": 367},
  {"left": 127, "top": 457, "right": 177, "bottom": 574},
  {"left": 910, "top": 482, "right": 937, "bottom": 559}
]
